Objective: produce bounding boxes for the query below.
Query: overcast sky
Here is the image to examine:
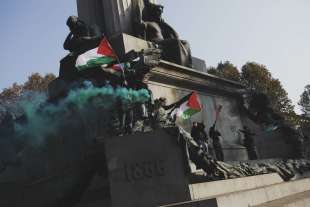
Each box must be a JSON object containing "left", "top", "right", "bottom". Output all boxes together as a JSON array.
[{"left": 1, "top": 0, "right": 310, "bottom": 113}]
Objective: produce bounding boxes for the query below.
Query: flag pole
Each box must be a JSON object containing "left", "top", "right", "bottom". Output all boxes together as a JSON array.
[
  {"left": 105, "top": 36, "right": 127, "bottom": 86},
  {"left": 214, "top": 105, "right": 222, "bottom": 129}
]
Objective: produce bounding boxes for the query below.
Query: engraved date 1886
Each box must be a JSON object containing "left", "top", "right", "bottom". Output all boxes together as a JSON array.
[{"left": 124, "top": 160, "right": 166, "bottom": 182}]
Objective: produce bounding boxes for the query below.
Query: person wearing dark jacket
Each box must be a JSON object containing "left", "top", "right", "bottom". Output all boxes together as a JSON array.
[
  {"left": 209, "top": 123, "right": 224, "bottom": 161},
  {"left": 239, "top": 126, "right": 258, "bottom": 160},
  {"left": 191, "top": 122, "right": 208, "bottom": 154}
]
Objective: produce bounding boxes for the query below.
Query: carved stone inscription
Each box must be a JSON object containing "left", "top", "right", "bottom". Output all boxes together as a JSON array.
[
  {"left": 124, "top": 159, "right": 166, "bottom": 182},
  {"left": 104, "top": 129, "right": 190, "bottom": 207}
]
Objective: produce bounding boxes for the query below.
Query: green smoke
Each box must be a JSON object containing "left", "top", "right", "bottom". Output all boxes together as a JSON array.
[{"left": 15, "top": 83, "right": 150, "bottom": 145}]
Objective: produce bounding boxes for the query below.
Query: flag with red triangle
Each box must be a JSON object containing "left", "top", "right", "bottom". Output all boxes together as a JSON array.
[
  {"left": 76, "top": 38, "right": 117, "bottom": 71},
  {"left": 172, "top": 91, "right": 202, "bottom": 120}
]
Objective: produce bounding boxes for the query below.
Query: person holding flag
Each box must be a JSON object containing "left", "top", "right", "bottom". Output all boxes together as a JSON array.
[
  {"left": 149, "top": 91, "right": 202, "bottom": 131},
  {"left": 209, "top": 123, "right": 224, "bottom": 161},
  {"left": 209, "top": 104, "right": 224, "bottom": 161},
  {"left": 75, "top": 37, "right": 135, "bottom": 135},
  {"left": 191, "top": 122, "right": 209, "bottom": 154}
]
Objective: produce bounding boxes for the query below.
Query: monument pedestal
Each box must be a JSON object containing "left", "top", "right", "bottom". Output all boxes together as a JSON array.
[
  {"left": 100, "top": 129, "right": 190, "bottom": 207},
  {"left": 109, "top": 33, "right": 247, "bottom": 162}
]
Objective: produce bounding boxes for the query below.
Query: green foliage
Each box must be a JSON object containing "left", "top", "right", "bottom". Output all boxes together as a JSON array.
[
  {"left": 23, "top": 73, "right": 56, "bottom": 92},
  {"left": 240, "top": 62, "right": 272, "bottom": 92},
  {"left": 0, "top": 73, "right": 56, "bottom": 103},
  {"left": 0, "top": 83, "right": 23, "bottom": 101},
  {"left": 207, "top": 66, "right": 218, "bottom": 76},
  {"left": 207, "top": 61, "right": 241, "bottom": 81},
  {"left": 241, "top": 62, "right": 294, "bottom": 115},
  {"left": 298, "top": 85, "right": 310, "bottom": 116},
  {"left": 208, "top": 61, "right": 296, "bottom": 124}
]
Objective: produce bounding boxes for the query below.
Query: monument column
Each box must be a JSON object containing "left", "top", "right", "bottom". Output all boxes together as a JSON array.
[{"left": 76, "top": 0, "right": 157, "bottom": 38}]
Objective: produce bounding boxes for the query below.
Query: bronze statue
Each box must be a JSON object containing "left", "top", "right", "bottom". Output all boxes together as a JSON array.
[
  {"left": 63, "top": 16, "right": 102, "bottom": 54},
  {"left": 59, "top": 16, "right": 102, "bottom": 80},
  {"left": 133, "top": 0, "right": 192, "bottom": 67},
  {"left": 178, "top": 126, "right": 310, "bottom": 181}
]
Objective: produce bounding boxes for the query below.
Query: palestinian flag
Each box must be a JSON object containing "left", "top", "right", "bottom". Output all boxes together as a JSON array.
[
  {"left": 76, "top": 38, "right": 117, "bottom": 71},
  {"left": 171, "top": 92, "right": 202, "bottom": 120},
  {"left": 112, "top": 63, "right": 130, "bottom": 72},
  {"left": 101, "top": 63, "right": 130, "bottom": 76}
]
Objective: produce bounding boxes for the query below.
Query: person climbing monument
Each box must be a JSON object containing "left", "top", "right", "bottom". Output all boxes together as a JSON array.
[
  {"left": 191, "top": 122, "right": 209, "bottom": 154},
  {"left": 209, "top": 123, "right": 224, "bottom": 161},
  {"left": 239, "top": 126, "right": 258, "bottom": 160}
]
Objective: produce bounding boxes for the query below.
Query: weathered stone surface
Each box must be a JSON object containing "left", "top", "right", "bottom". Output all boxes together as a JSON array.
[
  {"left": 189, "top": 173, "right": 283, "bottom": 200},
  {"left": 147, "top": 65, "right": 246, "bottom": 161},
  {"left": 164, "top": 177, "right": 310, "bottom": 207},
  {"left": 192, "top": 57, "right": 207, "bottom": 73},
  {"left": 215, "top": 178, "right": 310, "bottom": 207},
  {"left": 103, "top": 129, "right": 190, "bottom": 207},
  {"left": 220, "top": 144, "right": 248, "bottom": 161},
  {"left": 255, "top": 190, "right": 310, "bottom": 207}
]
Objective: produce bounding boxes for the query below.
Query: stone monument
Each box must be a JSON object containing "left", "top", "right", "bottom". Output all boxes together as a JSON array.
[
  {"left": 77, "top": 0, "right": 193, "bottom": 67},
  {"left": 76, "top": 0, "right": 157, "bottom": 38},
  {"left": 102, "top": 129, "right": 190, "bottom": 207},
  {"left": 2, "top": 1, "right": 310, "bottom": 207},
  {"left": 75, "top": 0, "right": 249, "bottom": 161}
]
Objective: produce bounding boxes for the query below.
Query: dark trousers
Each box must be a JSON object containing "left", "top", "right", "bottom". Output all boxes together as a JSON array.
[
  {"left": 246, "top": 147, "right": 258, "bottom": 160},
  {"left": 213, "top": 142, "right": 224, "bottom": 161},
  {"left": 118, "top": 109, "right": 134, "bottom": 135}
]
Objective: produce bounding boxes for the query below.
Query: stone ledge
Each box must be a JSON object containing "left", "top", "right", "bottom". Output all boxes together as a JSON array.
[
  {"left": 254, "top": 190, "right": 310, "bottom": 207},
  {"left": 215, "top": 178, "right": 310, "bottom": 207},
  {"left": 149, "top": 60, "right": 244, "bottom": 97},
  {"left": 163, "top": 177, "right": 310, "bottom": 207},
  {"left": 189, "top": 173, "right": 283, "bottom": 200},
  {"left": 157, "top": 60, "right": 243, "bottom": 88}
]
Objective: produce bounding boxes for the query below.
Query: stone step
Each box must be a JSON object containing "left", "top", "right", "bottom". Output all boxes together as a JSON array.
[
  {"left": 159, "top": 199, "right": 217, "bottom": 207},
  {"left": 189, "top": 173, "right": 283, "bottom": 200},
  {"left": 162, "top": 177, "right": 310, "bottom": 207},
  {"left": 215, "top": 178, "right": 310, "bottom": 207},
  {"left": 253, "top": 190, "right": 310, "bottom": 207}
]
